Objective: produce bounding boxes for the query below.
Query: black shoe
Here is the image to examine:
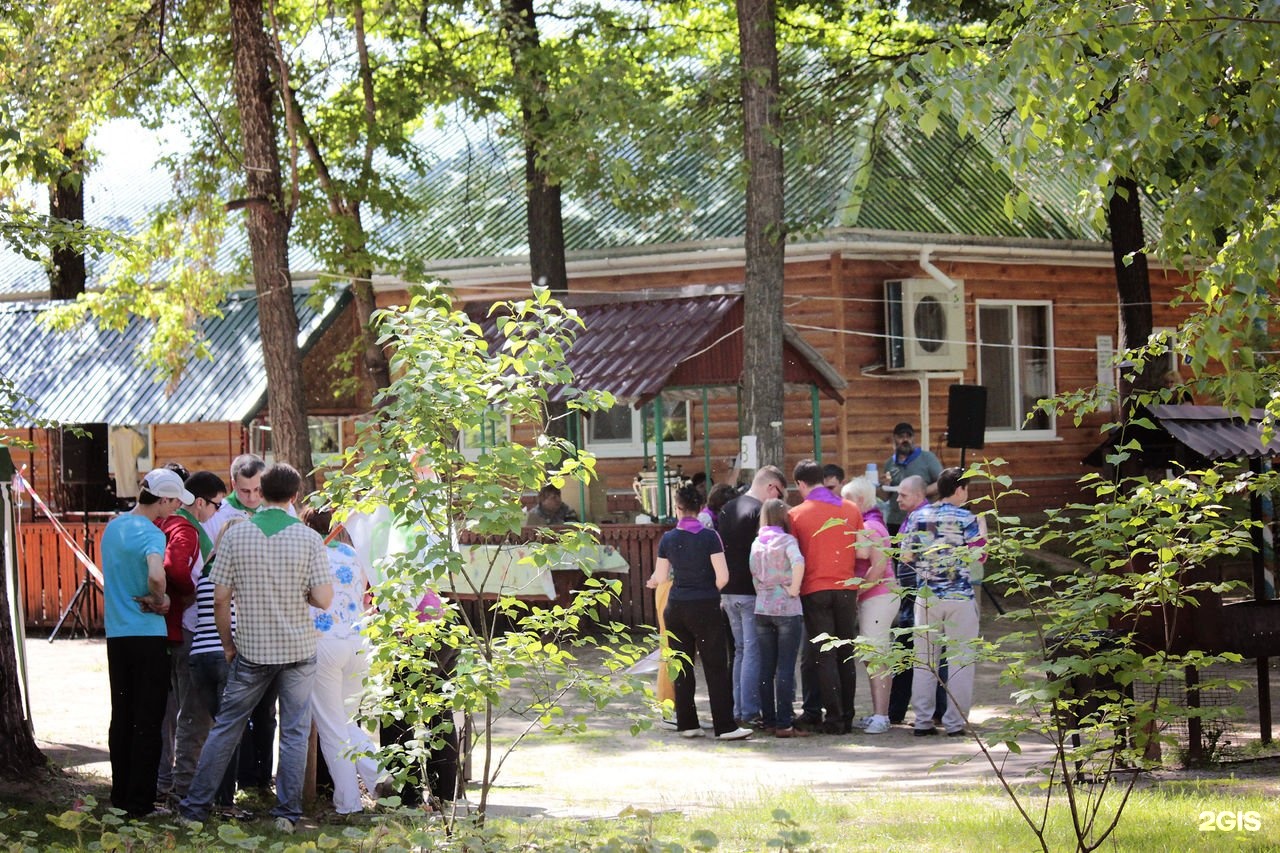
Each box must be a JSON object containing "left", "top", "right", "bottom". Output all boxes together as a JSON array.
[
  {"left": 913, "top": 726, "right": 939, "bottom": 737},
  {"left": 946, "top": 728, "right": 967, "bottom": 737},
  {"left": 793, "top": 714, "right": 823, "bottom": 730},
  {"left": 889, "top": 717, "right": 905, "bottom": 725}
]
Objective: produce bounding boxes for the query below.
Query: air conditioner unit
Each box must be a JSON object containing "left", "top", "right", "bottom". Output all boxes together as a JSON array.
[{"left": 884, "top": 278, "right": 967, "bottom": 371}]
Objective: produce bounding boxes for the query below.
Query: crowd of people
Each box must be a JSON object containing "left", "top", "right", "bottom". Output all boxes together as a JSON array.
[
  {"left": 98, "top": 422, "right": 983, "bottom": 829},
  {"left": 100, "top": 454, "right": 449, "bottom": 832},
  {"left": 647, "top": 421, "right": 988, "bottom": 742}
]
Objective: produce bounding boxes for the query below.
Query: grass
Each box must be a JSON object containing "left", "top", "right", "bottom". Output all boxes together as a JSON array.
[
  {"left": 4, "top": 779, "right": 1279, "bottom": 851},
  {"left": 576, "top": 786, "right": 1280, "bottom": 852}
]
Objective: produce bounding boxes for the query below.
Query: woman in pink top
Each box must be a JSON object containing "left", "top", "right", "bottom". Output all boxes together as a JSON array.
[{"left": 842, "top": 478, "right": 896, "bottom": 734}]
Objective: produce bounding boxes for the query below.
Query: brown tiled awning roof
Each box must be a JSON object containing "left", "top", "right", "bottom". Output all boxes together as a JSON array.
[
  {"left": 469, "top": 289, "right": 846, "bottom": 405},
  {"left": 1146, "top": 404, "right": 1280, "bottom": 460},
  {"left": 1083, "top": 404, "right": 1280, "bottom": 468}
]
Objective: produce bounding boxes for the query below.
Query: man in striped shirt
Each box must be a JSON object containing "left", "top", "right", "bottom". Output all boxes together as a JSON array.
[
  {"left": 179, "top": 464, "right": 333, "bottom": 832},
  {"left": 899, "top": 467, "right": 987, "bottom": 738},
  {"left": 168, "top": 471, "right": 228, "bottom": 807}
]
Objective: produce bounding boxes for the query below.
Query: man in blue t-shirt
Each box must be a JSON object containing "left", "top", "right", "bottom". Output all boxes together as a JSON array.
[
  {"left": 101, "top": 467, "right": 192, "bottom": 818},
  {"left": 881, "top": 422, "right": 942, "bottom": 534}
]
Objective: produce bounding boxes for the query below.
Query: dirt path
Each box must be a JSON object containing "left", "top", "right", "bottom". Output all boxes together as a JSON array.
[{"left": 18, "top": 628, "right": 1279, "bottom": 819}]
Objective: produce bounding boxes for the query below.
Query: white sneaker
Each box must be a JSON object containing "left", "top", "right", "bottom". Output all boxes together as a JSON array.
[
  {"left": 716, "top": 727, "right": 753, "bottom": 741},
  {"left": 863, "top": 715, "right": 891, "bottom": 734},
  {"left": 273, "top": 817, "right": 295, "bottom": 834},
  {"left": 679, "top": 728, "right": 706, "bottom": 738},
  {"left": 852, "top": 715, "right": 875, "bottom": 730}
]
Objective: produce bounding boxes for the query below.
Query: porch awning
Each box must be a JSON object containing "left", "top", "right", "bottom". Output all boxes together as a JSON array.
[{"left": 469, "top": 288, "right": 846, "bottom": 405}]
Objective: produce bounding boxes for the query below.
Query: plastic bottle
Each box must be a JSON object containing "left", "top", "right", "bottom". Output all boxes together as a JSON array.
[{"left": 865, "top": 462, "right": 878, "bottom": 486}]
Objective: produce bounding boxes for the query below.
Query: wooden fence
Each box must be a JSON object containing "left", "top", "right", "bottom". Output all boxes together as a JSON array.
[
  {"left": 16, "top": 519, "right": 668, "bottom": 634},
  {"left": 16, "top": 518, "right": 107, "bottom": 633}
]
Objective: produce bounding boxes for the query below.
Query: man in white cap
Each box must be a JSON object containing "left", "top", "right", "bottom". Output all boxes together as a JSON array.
[{"left": 100, "top": 467, "right": 193, "bottom": 818}]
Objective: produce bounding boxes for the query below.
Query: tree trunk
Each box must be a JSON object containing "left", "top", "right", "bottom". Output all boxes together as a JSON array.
[
  {"left": 48, "top": 145, "right": 86, "bottom": 301},
  {"left": 503, "top": 0, "right": 570, "bottom": 441},
  {"left": 1109, "top": 175, "right": 1161, "bottom": 398},
  {"left": 0, "top": 493, "right": 45, "bottom": 777},
  {"left": 228, "top": 0, "right": 314, "bottom": 486},
  {"left": 737, "top": 0, "right": 786, "bottom": 468}
]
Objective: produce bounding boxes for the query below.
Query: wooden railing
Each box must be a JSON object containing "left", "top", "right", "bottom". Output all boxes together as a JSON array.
[{"left": 17, "top": 519, "right": 669, "bottom": 633}]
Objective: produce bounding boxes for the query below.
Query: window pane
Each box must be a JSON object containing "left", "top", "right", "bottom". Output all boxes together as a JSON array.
[
  {"left": 309, "top": 417, "right": 341, "bottom": 455},
  {"left": 1018, "top": 306, "right": 1051, "bottom": 430},
  {"left": 589, "top": 405, "right": 634, "bottom": 443},
  {"left": 460, "top": 409, "right": 508, "bottom": 450},
  {"left": 979, "top": 306, "right": 1014, "bottom": 430},
  {"left": 642, "top": 400, "right": 688, "bottom": 443}
]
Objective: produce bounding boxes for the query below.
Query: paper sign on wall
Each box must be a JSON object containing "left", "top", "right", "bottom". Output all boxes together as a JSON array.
[
  {"left": 740, "top": 435, "right": 759, "bottom": 470},
  {"left": 1096, "top": 335, "right": 1115, "bottom": 390}
]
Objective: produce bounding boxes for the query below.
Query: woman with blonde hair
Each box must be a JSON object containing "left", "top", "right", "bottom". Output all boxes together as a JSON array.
[{"left": 841, "top": 478, "right": 897, "bottom": 734}]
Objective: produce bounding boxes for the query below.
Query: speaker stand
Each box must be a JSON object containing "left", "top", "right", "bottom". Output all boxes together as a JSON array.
[
  {"left": 49, "top": 567, "right": 96, "bottom": 642},
  {"left": 982, "top": 583, "right": 1006, "bottom": 616}
]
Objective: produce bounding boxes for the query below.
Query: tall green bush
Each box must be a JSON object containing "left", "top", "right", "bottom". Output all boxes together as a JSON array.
[{"left": 323, "top": 285, "right": 654, "bottom": 826}]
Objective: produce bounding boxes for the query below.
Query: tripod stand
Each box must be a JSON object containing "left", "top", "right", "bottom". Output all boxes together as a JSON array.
[
  {"left": 48, "top": 492, "right": 100, "bottom": 642},
  {"left": 48, "top": 565, "right": 96, "bottom": 641}
]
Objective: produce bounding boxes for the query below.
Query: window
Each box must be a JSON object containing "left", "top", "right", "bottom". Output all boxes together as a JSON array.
[
  {"left": 458, "top": 410, "right": 512, "bottom": 458},
  {"left": 586, "top": 400, "right": 692, "bottom": 458},
  {"left": 977, "top": 302, "right": 1054, "bottom": 437},
  {"left": 250, "top": 416, "right": 347, "bottom": 468},
  {"left": 309, "top": 416, "right": 344, "bottom": 467}
]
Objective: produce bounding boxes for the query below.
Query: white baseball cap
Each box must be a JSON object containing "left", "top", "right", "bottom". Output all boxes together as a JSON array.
[{"left": 141, "top": 468, "right": 195, "bottom": 505}]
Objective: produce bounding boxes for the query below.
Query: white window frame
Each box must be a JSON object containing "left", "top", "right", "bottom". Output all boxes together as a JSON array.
[
  {"left": 585, "top": 399, "right": 693, "bottom": 459},
  {"left": 976, "top": 299, "right": 1058, "bottom": 442}
]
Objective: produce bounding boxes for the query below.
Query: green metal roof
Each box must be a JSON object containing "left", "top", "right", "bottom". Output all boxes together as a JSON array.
[
  {"left": 841, "top": 103, "right": 1102, "bottom": 240},
  {"left": 0, "top": 287, "right": 349, "bottom": 426},
  {"left": 1, "top": 92, "right": 1106, "bottom": 300}
]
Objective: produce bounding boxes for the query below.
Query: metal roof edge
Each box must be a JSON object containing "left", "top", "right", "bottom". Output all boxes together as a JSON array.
[{"left": 378, "top": 230, "right": 1201, "bottom": 291}]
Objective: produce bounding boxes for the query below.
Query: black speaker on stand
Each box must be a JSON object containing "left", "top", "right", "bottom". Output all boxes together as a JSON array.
[
  {"left": 945, "top": 385, "right": 1003, "bottom": 615},
  {"left": 946, "top": 385, "right": 987, "bottom": 469},
  {"left": 49, "top": 423, "right": 110, "bottom": 641}
]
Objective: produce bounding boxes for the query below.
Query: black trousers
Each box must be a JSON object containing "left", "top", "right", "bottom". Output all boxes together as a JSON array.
[
  {"left": 107, "top": 636, "right": 170, "bottom": 816},
  {"left": 800, "top": 588, "right": 858, "bottom": 728},
  {"left": 379, "top": 647, "right": 459, "bottom": 806},
  {"left": 664, "top": 596, "right": 736, "bottom": 735},
  {"left": 237, "top": 684, "right": 278, "bottom": 788}
]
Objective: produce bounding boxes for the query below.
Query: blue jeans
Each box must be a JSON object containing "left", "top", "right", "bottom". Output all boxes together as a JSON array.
[
  {"left": 187, "top": 652, "right": 238, "bottom": 806},
  {"left": 755, "top": 613, "right": 803, "bottom": 729},
  {"left": 721, "top": 594, "right": 761, "bottom": 721},
  {"left": 180, "top": 654, "right": 316, "bottom": 823}
]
